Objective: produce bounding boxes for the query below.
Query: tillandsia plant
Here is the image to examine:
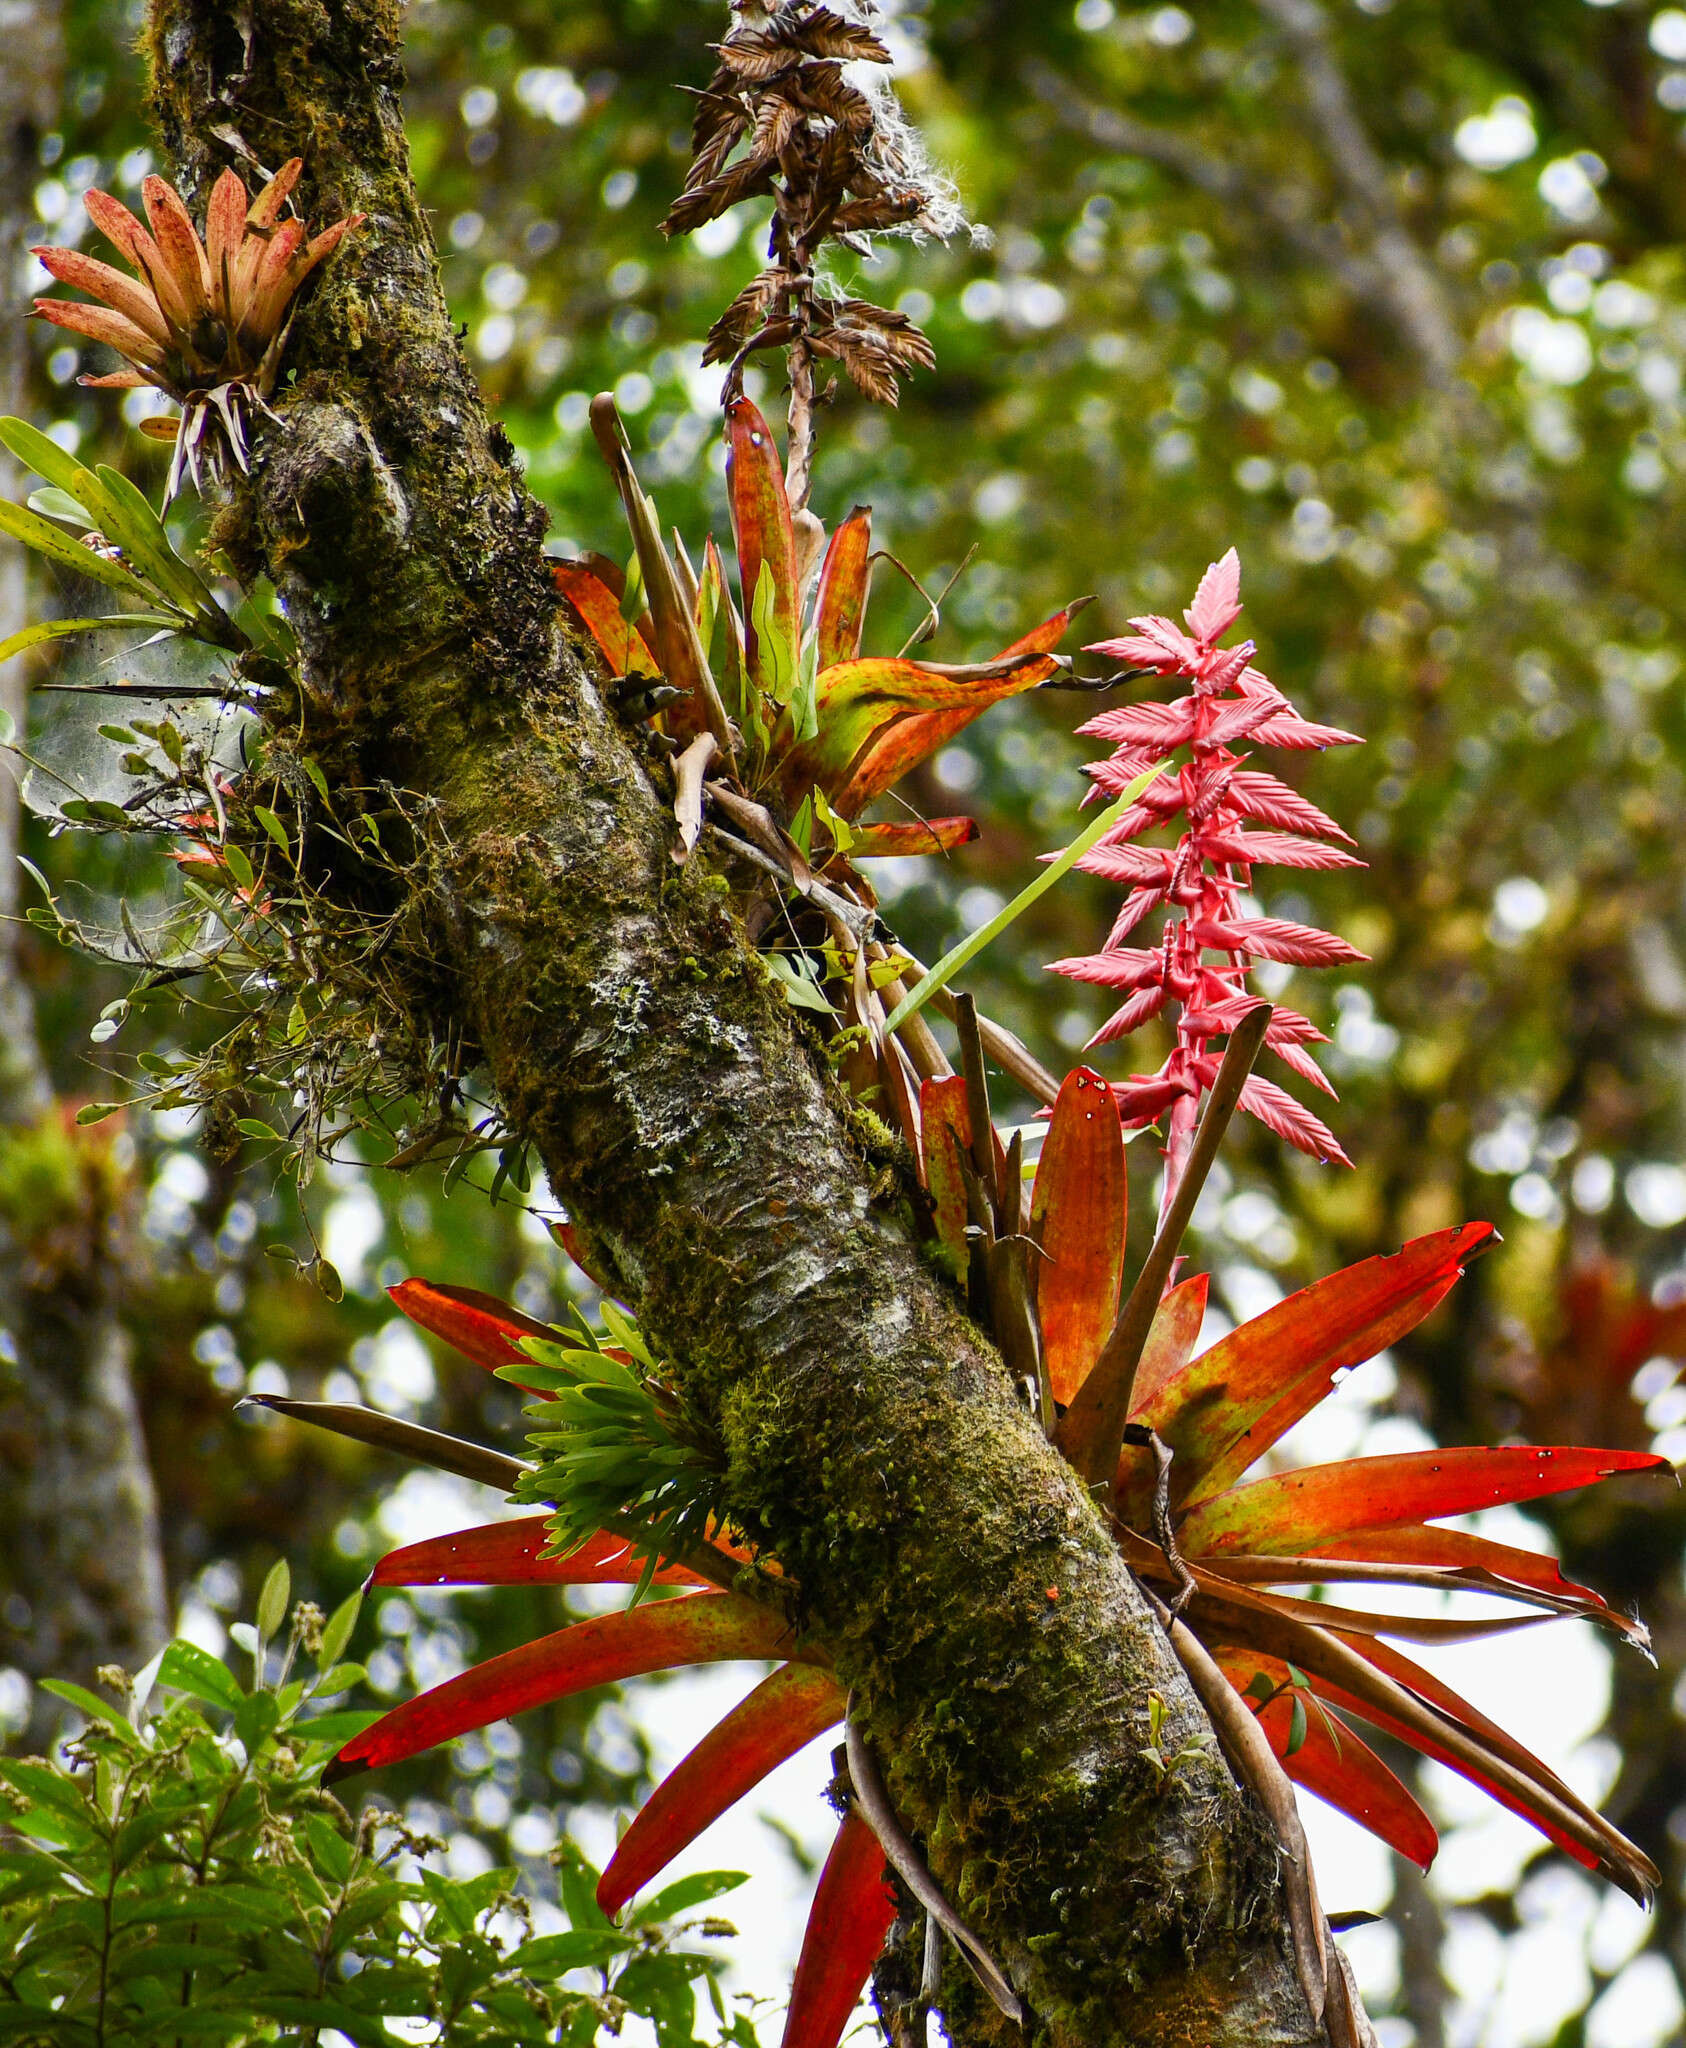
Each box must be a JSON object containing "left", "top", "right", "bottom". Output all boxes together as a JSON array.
[
  {"left": 31, "top": 158, "right": 363, "bottom": 498},
  {"left": 240, "top": 551, "right": 1670, "bottom": 2048}
]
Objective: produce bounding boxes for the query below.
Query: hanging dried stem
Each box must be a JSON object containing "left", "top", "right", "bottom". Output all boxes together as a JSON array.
[{"left": 664, "top": 2, "right": 972, "bottom": 505}]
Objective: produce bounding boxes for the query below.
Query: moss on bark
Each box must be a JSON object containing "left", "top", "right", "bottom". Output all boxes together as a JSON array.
[{"left": 143, "top": 2, "right": 1330, "bottom": 2038}]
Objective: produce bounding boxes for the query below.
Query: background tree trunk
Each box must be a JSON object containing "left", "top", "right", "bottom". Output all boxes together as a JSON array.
[{"left": 0, "top": 0, "right": 170, "bottom": 1711}]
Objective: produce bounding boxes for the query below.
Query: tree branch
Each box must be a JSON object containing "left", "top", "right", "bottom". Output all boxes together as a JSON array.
[
  {"left": 1252, "top": 0, "right": 1463, "bottom": 382},
  {"left": 143, "top": 2, "right": 1329, "bottom": 2038}
]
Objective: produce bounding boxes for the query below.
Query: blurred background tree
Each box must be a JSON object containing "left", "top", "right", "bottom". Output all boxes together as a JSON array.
[{"left": 8, "top": 0, "right": 1686, "bottom": 2040}]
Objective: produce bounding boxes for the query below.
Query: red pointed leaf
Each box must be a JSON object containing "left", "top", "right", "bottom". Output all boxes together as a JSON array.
[
  {"left": 1307, "top": 1525, "right": 1622, "bottom": 1615},
  {"left": 726, "top": 396, "right": 798, "bottom": 686},
  {"left": 1129, "top": 1275, "right": 1209, "bottom": 1418},
  {"left": 327, "top": 1595, "right": 793, "bottom": 1781},
  {"left": 813, "top": 505, "right": 872, "bottom": 671},
  {"left": 1193, "top": 1592, "right": 1655, "bottom": 1895},
  {"left": 1031, "top": 1068, "right": 1125, "bottom": 1406},
  {"left": 550, "top": 1219, "right": 616, "bottom": 1293},
  {"left": 553, "top": 561, "right": 661, "bottom": 680},
  {"left": 780, "top": 1809, "right": 896, "bottom": 2048},
  {"left": 1313, "top": 1634, "right": 1652, "bottom": 1892},
  {"left": 599, "top": 1663, "right": 846, "bottom": 1917},
  {"left": 1216, "top": 1652, "right": 1437, "bottom": 1870},
  {"left": 849, "top": 816, "right": 978, "bottom": 858},
  {"left": 919, "top": 1077, "right": 972, "bottom": 1282},
  {"left": 369, "top": 1520, "right": 712, "bottom": 1591},
  {"left": 1180, "top": 1445, "right": 1671, "bottom": 1560},
  {"left": 1156, "top": 1225, "right": 1497, "bottom": 1507},
  {"left": 386, "top": 1278, "right": 563, "bottom": 1388}
]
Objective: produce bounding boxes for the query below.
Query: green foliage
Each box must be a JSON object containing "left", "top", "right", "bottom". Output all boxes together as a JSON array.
[
  {"left": 1134, "top": 1688, "right": 1214, "bottom": 1796},
  {"left": 510, "top": 1307, "right": 728, "bottom": 1598},
  {"left": 0, "top": 1597, "right": 761, "bottom": 2048}
]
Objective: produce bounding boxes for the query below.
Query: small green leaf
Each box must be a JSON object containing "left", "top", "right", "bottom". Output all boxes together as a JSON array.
[
  {"left": 253, "top": 804, "right": 289, "bottom": 853},
  {"left": 627, "top": 1870, "right": 748, "bottom": 1926},
  {"left": 1286, "top": 1694, "right": 1308, "bottom": 1758},
  {"left": 222, "top": 842, "right": 254, "bottom": 891},
  {"left": 236, "top": 1117, "right": 275, "bottom": 1141},
  {"left": 75, "top": 1102, "right": 122, "bottom": 1125},
  {"left": 302, "top": 756, "right": 330, "bottom": 802},
  {"left": 26, "top": 486, "right": 93, "bottom": 524},
  {"left": 315, "top": 1588, "right": 362, "bottom": 1675},
  {"left": 157, "top": 1640, "right": 244, "bottom": 1712},
  {"left": 256, "top": 1559, "right": 291, "bottom": 1641}
]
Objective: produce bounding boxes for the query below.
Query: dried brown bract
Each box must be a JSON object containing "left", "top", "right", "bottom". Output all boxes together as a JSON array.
[{"left": 665, "top": 1, "right": 972, "bottom": 507}]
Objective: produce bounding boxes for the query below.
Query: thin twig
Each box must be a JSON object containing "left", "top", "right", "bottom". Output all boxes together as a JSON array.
[
  {"left": 844, "top": 1700, "right": 1029, "bottom": 2028},
  {"left": 1123, "top": 1424, "right": 1196, "bottom": 1615},
  {"left": 1057, "top": 1006, "right": 1271, "bottom": 1489}
]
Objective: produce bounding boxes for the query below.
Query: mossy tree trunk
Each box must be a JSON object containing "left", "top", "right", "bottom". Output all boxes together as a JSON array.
[{"left": 145, "top": 2, "right": 1332, "bottom": 2039}]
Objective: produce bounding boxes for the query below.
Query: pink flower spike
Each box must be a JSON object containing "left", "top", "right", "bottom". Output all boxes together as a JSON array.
[{"left": 1043, "top": 543, "right": 1365, "bottom": 1207}]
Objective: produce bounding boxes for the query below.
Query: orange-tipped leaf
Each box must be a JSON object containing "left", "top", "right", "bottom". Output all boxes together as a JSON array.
[
  {"left": 1031, "top": 1068, "right": 1125, "bottom": 1406},
  {"left": 1179, "top": 1444, "right": 1671, "bottom": 1560},
  {"left": 1154, "top": 1225, "right": 1498, "bottom": 1507},
  {"left": 553, "top": 561, "right": 661, "bottom": 680},
  {"left": 813, "top": 506, "right": 872, "bottom": 671},
  {"left": 848, "top": 816, "right": 979, "bottom": 858},
  {"left": 326, "top": 1594, "right": 793, "bottom": 1782},
  {"left": 599, "top": 1663, "right": 846, "bottom": 1917},
  {"left": 726, "top": 396, "right": 798, "bottom": 695}
]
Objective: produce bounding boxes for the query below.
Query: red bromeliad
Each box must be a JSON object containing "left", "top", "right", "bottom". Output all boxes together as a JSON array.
[
  {"left": 274, "top": 549, "right": 1668, "bottom": 2046},
  {"left": 1049, "top": 549, "right": 1365, "bottom": 1212},
  {"left": 31, "top": 160, "right": 362, "bottom": 498}
]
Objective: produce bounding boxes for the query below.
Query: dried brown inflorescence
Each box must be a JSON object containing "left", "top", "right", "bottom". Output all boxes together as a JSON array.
[{"left": 665, "top": 1, "right": 971, "bottom": 504}]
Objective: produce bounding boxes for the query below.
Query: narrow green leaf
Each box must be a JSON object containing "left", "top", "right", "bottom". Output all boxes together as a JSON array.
[
  {"left": 0, "top": 494, "right": 161, "bottom": 603},
  {"left": 881, "top": 761, "right": 1165, "bottom": 1038},
  {"left": 253, "top": 805, "right": 289, "bottom": 853},
  {"left": 0, "top": 613, "right": 181, "bottom": 667},
  {"left": 315, "top": 1588, "right": 362, "bottom": 1675}
]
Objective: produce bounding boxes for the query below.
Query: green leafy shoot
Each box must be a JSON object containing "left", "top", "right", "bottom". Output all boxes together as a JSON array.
[
  {"left": 506, "top": 1312, "right": 728, "bottom": 1602},
  {"left": 0, "top": 416, "right": 246, "bottom": 661},
  {"left": 1, "top": 1591, "right": 763, "bottom": 2048}
]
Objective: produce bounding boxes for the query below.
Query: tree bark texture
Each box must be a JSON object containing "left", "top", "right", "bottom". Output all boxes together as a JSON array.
[
  {"left": 144, "top": 3, "right": 1324, "bottom": 2039},
  {"left": 0, "top": 0, "right": 171, "bottom": 1712}
]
